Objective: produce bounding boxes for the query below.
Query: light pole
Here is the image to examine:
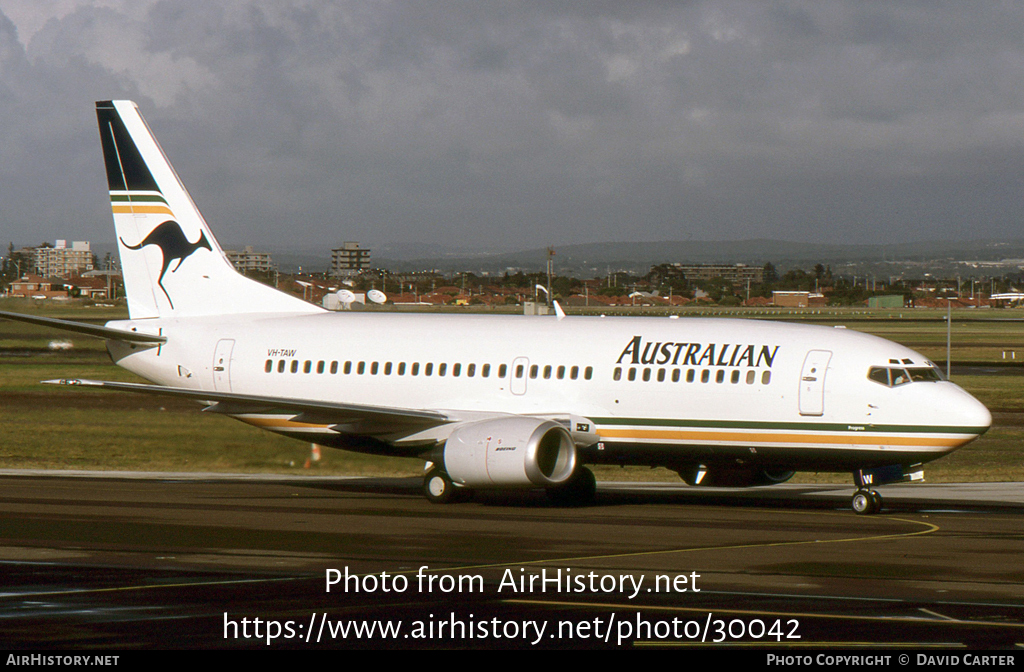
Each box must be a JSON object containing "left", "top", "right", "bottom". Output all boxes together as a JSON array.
[{"left": 946, "top": 296, "right": 952, "bottom": 379}]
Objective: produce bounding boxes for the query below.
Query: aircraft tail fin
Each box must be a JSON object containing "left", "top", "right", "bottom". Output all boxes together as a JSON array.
[{"left": 96, "top": 100, "right": 322, "bottom": 319}]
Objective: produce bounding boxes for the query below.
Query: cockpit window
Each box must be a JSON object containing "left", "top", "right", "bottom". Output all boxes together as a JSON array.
[
  {"left": 908, "top": 367, "right": 942, "bottom": 382},
  {"left": 868, "top": 365, "right": 942, "bottom": 387},
  {"left": 868, "top": 367, "right": 891, "bottom": 386}
]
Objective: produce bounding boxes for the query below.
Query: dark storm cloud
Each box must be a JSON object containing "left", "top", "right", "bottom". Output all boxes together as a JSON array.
[{"left": 0, "top": 1, "right": 1023, "bottom": 251}]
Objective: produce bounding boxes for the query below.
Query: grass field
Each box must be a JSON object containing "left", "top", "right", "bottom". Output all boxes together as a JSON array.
[{"left": 2, "top": 298, "right": 1022, "bottom": 483}]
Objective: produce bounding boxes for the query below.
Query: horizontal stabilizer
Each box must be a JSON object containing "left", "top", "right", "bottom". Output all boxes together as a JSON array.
[
  {"left": 43, "top": 379, "right": 451, "bottom": 434},
  {"left": 0, "top": 310, "right": 166, "bottom": 344}
]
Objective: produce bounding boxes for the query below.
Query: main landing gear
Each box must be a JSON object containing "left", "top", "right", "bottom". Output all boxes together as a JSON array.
[
  {"left": 851, "top": 488, "right": 883, "bottom": 515},
  {"left": 424, "top": 468, "right": 465, "bottom": 504}
]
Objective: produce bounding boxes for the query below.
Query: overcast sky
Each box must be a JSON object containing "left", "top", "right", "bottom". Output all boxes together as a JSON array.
[{"left": 1, "top": 1, "right": 1023, "bottom": 252}]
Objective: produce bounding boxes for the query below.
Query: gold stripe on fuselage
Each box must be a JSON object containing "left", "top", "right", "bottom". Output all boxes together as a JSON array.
[{"left": 596, "top": 427, "right": 968, "bottom": 449}]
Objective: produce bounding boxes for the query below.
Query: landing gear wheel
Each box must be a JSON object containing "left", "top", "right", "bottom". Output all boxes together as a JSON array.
[
  {"left": 423, "top": 469, "right": 458, "bottom": 504},
  {"left": 546, "top": 467, "right": 597, "bottom": 507},
  {"left": 852, "top": 488, "right": 880, "bottom": 515}
]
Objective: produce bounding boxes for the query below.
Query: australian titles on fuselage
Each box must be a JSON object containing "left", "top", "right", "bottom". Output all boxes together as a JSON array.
[{"left": 617, "top": 336, "right": 778, "bottom": 369}]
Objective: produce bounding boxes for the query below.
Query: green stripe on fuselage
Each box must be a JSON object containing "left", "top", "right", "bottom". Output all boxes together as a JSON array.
[{"left": 590, "top": 416, "right": 985, "bottom": 435}]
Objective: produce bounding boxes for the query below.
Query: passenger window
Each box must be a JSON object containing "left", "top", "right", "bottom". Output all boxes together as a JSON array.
[
  {"left": 331, "top": 361, "right": 338, "bottom": 374},
  {"left": 317, "top": 360, "right": 325, "bottom": 374},
  {"left": 530, "top": 365, "right": 538, "bottom": 379},
  {"left": 425, "top": 363, "right": 433, "bottom": 376},
  {"left": 761, "top": 371, "right": 771, "bottom": 384},
  {"left": 515, "top": 364, "right": 523, "bottom": 378},
  {"left": 384, "top": 362, "right": 392, "bottom": 375},
  {"left": 438, "top": 363, "right": 447, "bottom": 376},
  {"left": 371, "top": 362, "right": 379, "bottom": 375},
  {"left": 291, "top": 360, "right": 299, "bottom": 374},
  {"left": 686, "top": 369, "right": 695, "bottom": 383},
  {"left": 543, "top": 365, "right": 551, "bottom": 379},
  {"left": 265, "top": 360, "right": 273, "bottom": 373},
  {"left": 716, "top": 370, "right": 725, "bottom": 383},
  {"left": 570, "top": 366, "right": 579, "bottom": 380},
  {"left": 482, "top": 364, "right": 490, "bottom": 377},
  {"left": 731, "top": 370, "right": 740, "bottom": 384},
  {"left": 701, "top": 370, "right": 710, "bottom": 383},
  {"left": 557, "top": 365, "right": 565, "bottom": 379},
  {"left": 657, "top": 369, "right": 666, "bottom": 382},
  {"left": 344, "top": 361, "right": 352, "bottom": 374},
  {"left": 412, "top": 363, "right": 420, "bottom": 376},
  {"left": 672, "top": 369, "right": 680, "bottom": 382},
  {"left": 467, "top": 363, "right": 475, "bottom": 377},
  {"left": 453, "top": 363, "right": 461, "bottom": 377},
  {"left": 642, "top": 368, "right": 651, "bottom": 382},
  {"left": 357, "top": 361, "right": 365, "bottom": 374},
  {"left": 584, "top": 366, "right": 593, "bottom": 380},
  {"left": 398, "top": 362, "right": 406, "bottom": 375},
  {"left": 746, "top": 370, "right": 755, "bottom": 384},
  {"left": 628, "top": 368, "right": 637, "bottom": 381},
  {"left": 278, "top": 360, "right": 286, "bottom": 373},
  {"left": 613, "top": 367, "right": 622, "bottom": 381}
]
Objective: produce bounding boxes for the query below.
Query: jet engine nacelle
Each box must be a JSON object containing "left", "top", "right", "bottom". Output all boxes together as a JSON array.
[
  {"left": 677, "top": 464, "right": 795, "bottom": 487},
  {"left": 443, "top": 417, "right": 577, "bottom": 489}
]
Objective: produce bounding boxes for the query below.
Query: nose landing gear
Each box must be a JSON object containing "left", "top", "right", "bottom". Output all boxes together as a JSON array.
[
  {"left": 849, "top": 464, "right": 921, "bottom": 515},
  {"left": 852, "top": 488, "right": 883, "bottom": 515}
]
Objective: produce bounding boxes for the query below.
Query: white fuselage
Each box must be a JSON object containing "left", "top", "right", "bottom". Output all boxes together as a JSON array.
[{"left": 106, "top": 312, "right": 991, "bottom": 473}]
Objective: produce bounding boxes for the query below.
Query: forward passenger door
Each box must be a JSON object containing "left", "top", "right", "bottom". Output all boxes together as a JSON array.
[{"left": 799, "top": 350, "right": 832, "bottom": 416}]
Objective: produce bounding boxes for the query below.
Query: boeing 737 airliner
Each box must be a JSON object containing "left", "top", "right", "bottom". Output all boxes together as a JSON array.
[{"left": 0, "top": 101, "right": 992, "bottom": 514}]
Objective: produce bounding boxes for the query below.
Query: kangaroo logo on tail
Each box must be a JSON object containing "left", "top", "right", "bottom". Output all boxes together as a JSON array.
[{"left": 120, "top": 220, "right": 212, "bottom": 308}]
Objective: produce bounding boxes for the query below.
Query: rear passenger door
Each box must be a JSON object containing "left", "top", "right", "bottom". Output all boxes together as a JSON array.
[{"left": 213, "top": 339, "right": 235, "bottom": 392}]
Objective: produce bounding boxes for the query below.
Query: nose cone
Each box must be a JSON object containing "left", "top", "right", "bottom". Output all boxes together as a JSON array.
[{"left": 943, "top": 382, "right": 992, "bottom": 443}]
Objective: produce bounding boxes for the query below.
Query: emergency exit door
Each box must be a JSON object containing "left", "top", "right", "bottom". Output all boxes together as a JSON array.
[{"left": 510, "top": 357, "right": 529, "bottom": 395}]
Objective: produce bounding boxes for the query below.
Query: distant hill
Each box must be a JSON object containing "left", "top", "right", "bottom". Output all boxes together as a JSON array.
[{"left": 374, "top": 239, "right": 1024, "bottom": 275}]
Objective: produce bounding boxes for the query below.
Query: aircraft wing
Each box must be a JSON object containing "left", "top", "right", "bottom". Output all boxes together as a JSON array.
[
  {"left": 0, "top": 310, "right": 166, "bottom": 344},
  {"left": 43, "top": 378, "right": 451, "bottom": 435}
]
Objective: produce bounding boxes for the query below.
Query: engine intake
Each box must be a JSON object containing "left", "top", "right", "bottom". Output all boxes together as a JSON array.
[{"left": 443, "top": 417, "right": 577, "bottom": 489}]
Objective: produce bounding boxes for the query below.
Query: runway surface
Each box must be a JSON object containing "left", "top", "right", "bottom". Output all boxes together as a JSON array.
[{"left": 1, "top": 471, "right": 1023, "bottom": 649}]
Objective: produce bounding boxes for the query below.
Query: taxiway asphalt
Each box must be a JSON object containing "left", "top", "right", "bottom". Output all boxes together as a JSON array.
[{"left": 1, "top": 471, "right": 1023, "bottom": 649}]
